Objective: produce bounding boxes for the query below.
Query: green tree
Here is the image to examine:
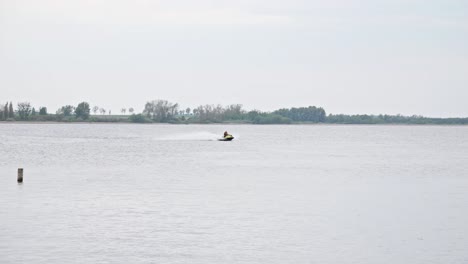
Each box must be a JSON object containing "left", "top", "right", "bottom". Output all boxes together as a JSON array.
[
  {"left": 75, "top": 102, "right": 90, "bottom": 119},
  {"left": 39, "top": 107, "right": 48, "bottom": 115},
  {"left": 274, "top": 106, "right": 326, "bottom": 123},
  {"left": 2, "top": 102, "right": 7, "bottom": 120},
  {"left": 223, "top": 104, "right": 244, "bottom": 120},
  {"left": 57, "top": 105, "right": 75, "bottom": 116},
  {"left": 193, "top": 104, "right": 224, "bottom": 122},
  {"left": 129, "top": 113, "right": 150, "bottom": 123},
  {"left": 143, "top": 99, "right": 179, "bottom": 122},
  {"left": 17, "top": 102, "right": 32, "bottom": 120},
  {"left": 9, "top": 102, "right": 14, "bottom": 118}
]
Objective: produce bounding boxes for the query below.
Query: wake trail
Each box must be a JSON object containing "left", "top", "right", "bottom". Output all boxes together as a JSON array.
[{"left": 156, "top": 131, "right": 220, "bottom": 141}]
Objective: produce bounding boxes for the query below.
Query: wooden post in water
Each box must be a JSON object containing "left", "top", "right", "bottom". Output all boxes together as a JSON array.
[{"left": 17, "top": 168, "right": 23, "bottom": 183}]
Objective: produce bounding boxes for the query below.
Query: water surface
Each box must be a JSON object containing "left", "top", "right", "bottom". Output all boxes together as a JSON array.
[{"left": 1, "top": 124, "right": 467, "bottom": 263}]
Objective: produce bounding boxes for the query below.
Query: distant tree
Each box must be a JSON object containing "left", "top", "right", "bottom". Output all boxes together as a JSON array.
[
  {"left": 75, "top": 102, "right": 90, "bottom": 119},
  {"left": 93, "top": 106, "right": 99, "bottom": 115},
  {"left": 9, "top": 102, "right": 14, "bottom": 118},
  {"left": 274, "top": 106, "right": 326, "bottom": 123},
  {"left": 193, "top": 104, "right": 225, "bottom": 122},
  {"left": 223, "top": 104, "right": 244, "bottom": 120},
  {"left": 17, "top": 102, "right": 32, "bottom": 120},
  {"left": 2, "top": 102, "right": 7, "bottom": 120},
  {"left": 128, "top": 107, "right": 134, "bottom": 114},
  {"left": 247, "top": 110, "right": 261, "bottom": 121},
  {"left": 321, "top": 113, "right": 465, "bottom": 125},
  {"left": 143, "top": 99, "right": 178, "bottom": 122},
  {"left": 186, "top": 107, "right": 191, "bottom": 115},
  {"left": 109, "top": 110, "right": 112, "bottom": 115},
  {"left": 121, "top": 108, "right": 126, "bottom": 115},
  {"left": 31, "top": 107, "right": 37, "bottom": 116},
  {"left": 99, "top": 108, "right": 106, "bottom": 115},
  {"left": 129, "top": 114, "right": 150, "bottom": 123},
  {"left": 39, "top": 107, "right": 47, "bottom": 115},
  {"left": 57, "top": 105, "right": 75, "bottom": 116}
]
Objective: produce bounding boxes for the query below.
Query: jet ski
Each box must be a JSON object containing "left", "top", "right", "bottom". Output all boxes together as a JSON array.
[{"left": 218, "top": 135, "right": 234, "bottom": 141}]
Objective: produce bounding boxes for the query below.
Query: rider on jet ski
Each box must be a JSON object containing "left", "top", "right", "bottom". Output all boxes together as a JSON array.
[{"left": 224, "top": 131, "right": 233, "bottom": 138}]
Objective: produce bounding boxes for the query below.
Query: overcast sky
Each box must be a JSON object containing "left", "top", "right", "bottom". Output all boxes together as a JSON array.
[{"left": 1, "top": 0, "right": 467, "bottom": 117}]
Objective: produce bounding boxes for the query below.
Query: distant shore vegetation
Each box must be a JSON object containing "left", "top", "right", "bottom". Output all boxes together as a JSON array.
[{"left": 1, "top": 100, "right": 467, "bottom": 125}]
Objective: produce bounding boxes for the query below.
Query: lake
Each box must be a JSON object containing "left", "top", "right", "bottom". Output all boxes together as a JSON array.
[{"left": 1, "top": 124, "right": 467, "bottom": 263}]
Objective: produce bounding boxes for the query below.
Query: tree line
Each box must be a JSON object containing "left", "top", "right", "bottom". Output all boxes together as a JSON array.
[
  {"left": 1, "top": 102, "right": 48, "bottom": 121},
  {"left": 1, "top": 99, "right": 468, "bottom": 125},
  {"left": 0, "top": 101, "right": 136, "bottom": 122},
  {"left": 1, "top": 102, "right": 15, "bottom": 120}
]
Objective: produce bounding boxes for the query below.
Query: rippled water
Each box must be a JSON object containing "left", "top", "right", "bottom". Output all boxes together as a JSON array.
[{"left": 1, "top": 124, "right": 467, "bottom": 264}]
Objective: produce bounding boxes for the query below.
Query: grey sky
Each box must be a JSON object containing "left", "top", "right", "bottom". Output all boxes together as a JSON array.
[{"left": 1, "top": 0, "right": 467, "bottom": 117}]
